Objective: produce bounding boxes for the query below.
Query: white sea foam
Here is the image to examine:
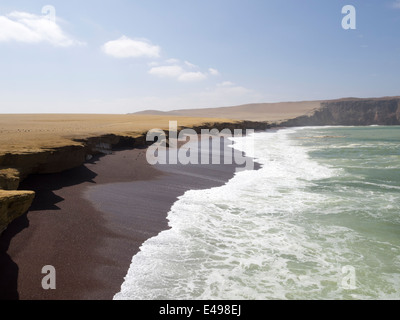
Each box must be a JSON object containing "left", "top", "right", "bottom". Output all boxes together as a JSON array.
[{"left": 114, "top": 127, "right": 400, "bottom": 300}]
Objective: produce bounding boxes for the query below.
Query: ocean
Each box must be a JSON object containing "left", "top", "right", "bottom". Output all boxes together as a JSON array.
[{"left": 114, "top": 126, "right": 400, "bottom": 300}]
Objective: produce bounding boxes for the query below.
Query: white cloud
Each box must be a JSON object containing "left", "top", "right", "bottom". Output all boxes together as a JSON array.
[
  {"left": 393, "top": 1, "right": 400, "bottom": 8},
  {"left": 178, "top": 71, "right": 207, "bottom": 82},
  {"left": 148, "top": 60, "right": 208, "bottom": 82},
  {"left": 0, "top": 11, "right": 84, "bottom": 47},
  {"left": 184, "top": 61, "right": 198, "bottom": 69},
  {"left": 102, "top": 36, "right": 160, "bottom": 58},
  {"left": 166, "top": 58, "right": 180, "bottom": 64},
  {"left": 208, "top": 68, "right": 220, "bottom": 76},
  {"left": 148, "top": 65, "right": 184, "bottom": 78}
]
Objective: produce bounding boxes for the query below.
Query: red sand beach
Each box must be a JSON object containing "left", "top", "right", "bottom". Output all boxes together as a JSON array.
[{"left": 0, "top": 139, "right": 258, "bottom": 300}]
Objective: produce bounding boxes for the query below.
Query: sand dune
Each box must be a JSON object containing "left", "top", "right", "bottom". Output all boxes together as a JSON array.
[
  {"left": 135, "top": 96, "right": 400, "bottom": 123},
  {"left": 135, "top": 101, "right": 323, "bottom": 122}
]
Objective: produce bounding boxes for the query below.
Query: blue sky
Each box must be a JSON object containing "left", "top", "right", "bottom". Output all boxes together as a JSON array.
[{"left": 0, "top": 0, "right": 400, "bottom": 113}]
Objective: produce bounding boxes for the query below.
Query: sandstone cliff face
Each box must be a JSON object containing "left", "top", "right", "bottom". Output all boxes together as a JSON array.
[
  {"left": 0, "top": 145, "right": 86, "bottom": 180},
  {"left": 0, "top": 168, "right": 21, "bottom": 190},
  {"left": 0, "top": 190, "right": 35, "bottom": 234},
  {"left": 0, "top": 123, "right": 271, "bottom": 234},
  {"left": 0, "top": 134, "right": 141, "bottom": 234},
  {"left": 0, "top": 134, "right": 141, "bottom": 191},
  {"left": 280, "top": 98, "right": 400, "bottom": 127}
]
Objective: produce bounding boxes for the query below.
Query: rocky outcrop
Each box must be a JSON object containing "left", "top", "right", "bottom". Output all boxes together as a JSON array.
[
  {"left": 0, "top": 190, "right": 35, "bottom": 234},
  {"left": 0, "top": 146, "right": 87, "bottom": 184},
  {"left": 0, "top": 168, "right": 21, "bottom": 190},
  {"left": 0, "top": 134, "right": 142, "bottom": 234},
  {"left": 279, "top": 98, "right": 400, "bottom": 127},
  {"left": 0, "top": 134, "right": 143, "bottom": 191}
]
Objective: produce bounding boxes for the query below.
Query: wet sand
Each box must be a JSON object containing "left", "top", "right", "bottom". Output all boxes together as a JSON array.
[{"left": 0, "top": 138, "right": 258, "bottom": 300}]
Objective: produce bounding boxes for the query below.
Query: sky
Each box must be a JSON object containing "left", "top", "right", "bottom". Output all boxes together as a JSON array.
[{"left": 0, "top": 0, "right": 400, "bottom": 114}]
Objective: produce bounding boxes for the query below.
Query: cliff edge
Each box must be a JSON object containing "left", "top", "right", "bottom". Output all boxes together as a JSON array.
[
  {"left": 0, "top": 190, "right": 35, "bottom": 234},
  {"left": 279, "top": 97, "right": 400, "bottom": 127},
  {"left": 0, "top": 116, "right": 270, "bottom": 234},
  {"left": 1, "top": 98, "right": 398, "bottom": 234}
]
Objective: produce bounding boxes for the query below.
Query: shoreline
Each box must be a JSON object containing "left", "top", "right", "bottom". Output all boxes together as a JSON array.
[
  {"left": 0, "top": 135, "right": 260, "bottom": 300},
  {"left": 0, "top": 117, "right": 270, "bottom": 236}
]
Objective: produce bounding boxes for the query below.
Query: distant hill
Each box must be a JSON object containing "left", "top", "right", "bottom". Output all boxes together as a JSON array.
[
  {"left": 134, "top": 100, "right": 322, "bottom": 122},
  {"left": 134, "top": 96, "right": 400, "bottom": 125}
]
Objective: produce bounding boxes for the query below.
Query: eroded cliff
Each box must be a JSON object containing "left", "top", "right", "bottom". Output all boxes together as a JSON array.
[
  {"left": 0, "top": 190, "right": 35, "bottom": 234},
  {"left": 0, "top": 134, "right": 147, "bottom": 189},
  {"left": 0, "top": 133, "right": 147, "bottom": 233},
  {"left": 0, "top": 121, "right": 270, "bottom": 234},
  {"left": 279, "top": 98, "right": 400, "bottom": 127}
]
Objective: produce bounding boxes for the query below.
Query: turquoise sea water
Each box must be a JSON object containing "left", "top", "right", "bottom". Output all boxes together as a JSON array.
[{"left": 114, "top": 126, "right": 400, "bottom": 300}]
